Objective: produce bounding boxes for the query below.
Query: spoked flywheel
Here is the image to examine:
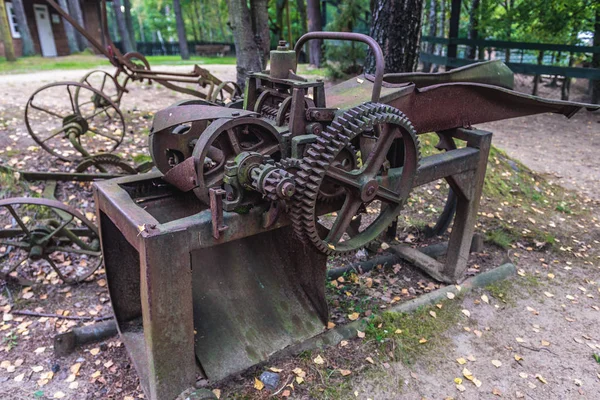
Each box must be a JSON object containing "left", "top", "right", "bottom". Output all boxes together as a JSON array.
[
  {"left": 0, "top": 198, "right": 102, "bottom": 284},
  {"left": 25, "top": 82, "right": 126, "bottom": 161},
  {"left": 290, "top": 103, "right": 420, "bottom": 255}
]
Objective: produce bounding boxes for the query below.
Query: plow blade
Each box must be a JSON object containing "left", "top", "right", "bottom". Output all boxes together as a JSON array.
[{"left": 191, "top": 227, "right": 328, "bottom": 381}]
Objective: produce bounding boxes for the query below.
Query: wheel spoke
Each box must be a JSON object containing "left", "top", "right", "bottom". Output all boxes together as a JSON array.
[
  {"left": 373, "top": 184, "right": 402, "bottom": 205},
  {"left": 363, "top": 124, "right": 398, "bottom": 177},
  {"left": 6, "top": 206, "right": 31, "bottom": 238},
  {"left": 0, "top": 240, "right": 30, "bottom": 249},
  {"left": 66, "top": 85, "right": 76, "bottom": 113},
  {"left": 41, "top": 125, "right": 69, "bottom": 143},
  {"left": 90, "top": 129, "right": 121, "bottom": 143},
  {"left": 30, "top": 103, "right": 65, "bottom": 119},
  {"left": 324, "top": 166, "right": 362, "bottom": 190},
  {"left": 85, "top": 107, "right": 110, "bottom": 122},
  {"left": 100, "top": 74, "right": 108, "bottom": 91},
  {"left": 227, "top": 129, "right": 242, "bottom": 154},
  {"left": 257, "top": 143, "right": 281, "bottom": 156},
  {"left": 44, "top": 255, "right": 70, "bottom": 283},
  {"left": 207, "top": 146, "right": 224, "bottom": 164},
  {"left": 325, "top": 194, "right": 363, "bottom": 244}
]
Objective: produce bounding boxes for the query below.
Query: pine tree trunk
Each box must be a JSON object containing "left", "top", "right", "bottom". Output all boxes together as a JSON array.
[
  {"left": 422, "top": 0, "right": 437, "bottom": 72},
  {"left": 227, "top": 0, "right": 269, "bottom": 87},
  {"left": 366, "top": 0, "right": 424, "bottom": 74},
  {"left": 467, "top": 0, "right": 479, "bottom": 59},
  {"left": 193, "top": 0, "right": 203, "bottom": 41},
  {"left": 173, "top": 0, "right": 189, "bottom": 59},
  {"left": 67, "top": 0, "right": 87, "bottom": 51},
  {"left": 592, "top": 7, "right": 600, "bottom": 104},
  {"left": 0, "top": 0, "right": 15, "bottom": 61},
  {"left": 306, "top": 0, "right": 321, "bottom": 67},
  {"left": 123, "top": 0, "right": 136, "bottom": 51},
  {"left": 58, "top": 0, "right": 79, "bottom": 53},
  {"left": 112, "top": 0, "right": 134, "bottom": 53},
  {"left": 11, "top": 0, "right": 34, "bottom": 56}
]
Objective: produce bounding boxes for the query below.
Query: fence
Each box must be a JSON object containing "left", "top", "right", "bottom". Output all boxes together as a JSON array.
[
  {"left": 420, "top": 36, "right": 600, "bottom": 80},
  {"left": 112, "top": 41, "right": 236, "bottom": 57}
]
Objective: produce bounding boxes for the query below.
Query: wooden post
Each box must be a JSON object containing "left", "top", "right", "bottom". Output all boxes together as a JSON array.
[{"left": 0, "top": 0, "right": 16, "bottom": 61}]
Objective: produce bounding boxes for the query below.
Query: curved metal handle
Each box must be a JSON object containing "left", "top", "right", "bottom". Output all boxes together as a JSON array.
[{"left": 294, "top": 32, "right": 384, "bottom": 103}]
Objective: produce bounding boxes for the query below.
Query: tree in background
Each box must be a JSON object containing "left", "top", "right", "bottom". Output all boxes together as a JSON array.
[
  {"left": 422, "top": 0, "right": 437, "bottom": 72},
  {"left": 173, "top": 0, "right": 189, "bottom": 59},
  {"left": 227, "top": 0, "right": 269, "bottom": 86},
  {"left": 67, "top": 0, "right": 88, "bottom": 51},
  {"left": 11, "top": 0, "right": 35, "bottom": 56},
  {"left": 367, "top": 0, "right": 424, "bottom": 73},
  {"left": 591, "top": 5, "right": 599, "bottom": 103},
  {"left": 0, "top": 0, "right": 16, "bottom": 61},
  {"left": 306, "top": 0, "right": 322, "bottom": 66},
  {"left": 58, "top": 0, "right": 79, "bottom": 53},
  {"left": 124, "top": 0, "right": 137, "bottom": 51},
  {"left": 113, "top": 0, "right": 135, "bottom": 52}
]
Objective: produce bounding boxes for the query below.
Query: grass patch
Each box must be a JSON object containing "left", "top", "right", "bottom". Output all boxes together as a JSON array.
[
  {"left": 485, "top": 280, "right": 515, "bottom": 303},
  {"left": 485, "top": 228, "right": 517, "bottom": 249},
  {"left": 0, "top": 54, "right": 236, "bottom": 75},
  {"left": 365, "top": 300, "right": 461, "bottom": 365}
]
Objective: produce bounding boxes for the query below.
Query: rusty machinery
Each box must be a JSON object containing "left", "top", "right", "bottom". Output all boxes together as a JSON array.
[
  {"left": 23, "top": 0, "right": 241, "bottom": 163},
  {"left": 94, "top": 33, "right": 598, "bottom": 399}
]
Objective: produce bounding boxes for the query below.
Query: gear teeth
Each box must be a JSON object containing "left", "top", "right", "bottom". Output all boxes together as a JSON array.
[{"left": 289, "top": 102, "right": 421, "bottom": 257}]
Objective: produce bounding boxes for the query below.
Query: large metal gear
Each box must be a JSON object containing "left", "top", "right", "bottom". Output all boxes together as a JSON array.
[{"left": 290, "top": 103, "right": 421, "bottom": 255}]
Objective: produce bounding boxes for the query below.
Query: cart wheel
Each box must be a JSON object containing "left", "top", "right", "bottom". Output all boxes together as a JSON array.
[
  {"left": 77, "top": 70, "right": 124, "bottom": 116},
  {"left": 0, "top": 197, "right": 102, "bottom": 284},
  {"left": 209, "top": 81, "right": 243, "bottom": 106},
  {"left": 123, "top": 52, "right": 152, "bottom": 83},
  {"left": 25, "top": 82, "right": 126, "bottom": 161}
]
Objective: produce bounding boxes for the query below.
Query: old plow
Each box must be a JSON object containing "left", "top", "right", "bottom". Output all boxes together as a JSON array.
[{"left": 93, "top": 33, "right": 598, "bottom": 399}]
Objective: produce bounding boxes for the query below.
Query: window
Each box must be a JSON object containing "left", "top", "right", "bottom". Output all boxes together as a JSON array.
[{"left": 5, "top": 2, "right": 21, "bottom": 39}]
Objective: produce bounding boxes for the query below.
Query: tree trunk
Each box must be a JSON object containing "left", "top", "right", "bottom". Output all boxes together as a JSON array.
[
  {"left": 227, "top": 0, "right": 269, "bottom": 87},
  {"left": 112, "top": 0, "right": 134, "bottom": 53},
  {"left": 173, "top": 0, "right": 189, "bottom": 59},
  {"left": 296, "top": 0, "right": 307, "bottom": 37},
  {"left": 467, "top": 0, "right": 479, "bottom": 59},
  {"left": 137, "top": 14, "right": 146, "bottom": 42},
  {"left": 215, "top": 1, "right": 228, "bottom": 41},
  {"left": 58, "top": 0, "right": 79, "bottom": 53},
  {"left": 123, "top": 0, "right": 136, "bottom": 51},
  {"left": 422, "top": 0, "right": 437, "bottom": 72},
  {"left": 306, "top": 0, "right": 322, "bottom": 67},
  {"left": 0, "top": 0, "right": 15, "bottom": 61},
  {"left": 67, "top": 0, "right": 87, "bottom": 51},
  {"left": 366, "top": 0, "right": 424, "bottom": 74},
  {"left": 532, "top": 50, "right": 544, "bottom": 96},
  {"left": 592, "top": 7, "right": 600, "bottom": 104},
  {"left": 274, "top": 0, "right": 286, "bottom": 40},
  {"left": 187, "top": 10, "right": 199, "bottom": 42},
  {"left": 11, "top": 0, "right": 34, "bottom": 56},
  {"left": 192, "top": 0, "right": 203, "bottom": 41},
  {"left": 447, "top": 0, "right": 460, "bottom": 66},
  {"left": 561, "top": 53, "right": 573, "bottom": 101}
]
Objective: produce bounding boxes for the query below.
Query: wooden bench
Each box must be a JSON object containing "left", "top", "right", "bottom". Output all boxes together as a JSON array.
[{"left": 195, "top": 45, "right": 231, "bottom": 57}]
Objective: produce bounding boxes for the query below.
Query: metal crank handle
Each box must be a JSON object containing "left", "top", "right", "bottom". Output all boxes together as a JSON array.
[{"left": 294, "top": 32, "right": 384, "bottom": 103}]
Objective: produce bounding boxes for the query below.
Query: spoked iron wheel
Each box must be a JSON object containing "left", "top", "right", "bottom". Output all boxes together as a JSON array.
[
  {"left": 77, "top": 70, "right": 124, "bottom": 118},
  {"left": 209, "top": 81, "right": 243, "bottom": 105},
  {"left": 0, "top": 198, "right": 102, "bottom": 284},
  {"left": 25, "top": 82, "right": 126, "bottom": 161}
]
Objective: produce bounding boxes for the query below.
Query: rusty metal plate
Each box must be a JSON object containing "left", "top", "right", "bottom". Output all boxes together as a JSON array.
[{"left": 191, "top": 227, "right": 327, "bottom": 381}]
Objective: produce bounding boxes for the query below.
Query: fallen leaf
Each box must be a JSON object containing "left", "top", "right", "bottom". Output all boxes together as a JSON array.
[
  {"left": 454, "top": 377, "right": 462, "bottom": 384},
  {"left": 419, "top": 338, "right": 428, "bottom": 344},
  {"left": 492, "top": 387, "right": 502, "bottom": 396},
  {"left": 544, "top": 291, "right": 554, "bottom": 298},
  {"left": 295, "top": 376, "right": 304, "bottom": 384},
  {"left": 519, "top": 372, "right": 528, "bottom": 379},
  {"left": 473, "top": 378, "right": 482, "bottom": 387},
  {"left": 456, "top": 384, "right": 466, "bottom": 392},
  {"left": 541, "top": 340, "right": 550, "bottom": 346},
  {"left": 348, "top": 312, "right": 360, "bottom": 321},
  {"left": 516, "top": 337, "right": 525, "bottom": 343},
  {"left": 429, "top": 311, "right": 437, "bottom": 319},
  {"left": 462, "top": 368, "right": 473, "bottom": 379},
  {"left": 481, "top": 294, "right": 489, "bottom": 304},
  {"left": 53, "top": 392, "right": 65, "bottom": 399},
  {"left": 447, "top": 292, "right": 455, "bottom": 300},
  {"left": 536, "top": 374, "right": 547, "bottom": 384},
  {"left": 365, "top": 357, "right": 375, "bottom": 364},
  {"left": 462, "top": 309, "right": 471, "bottom": 318},
  {"left": 357, "top": 330, "right": 365, "bottom": 338},
  {"left": 456, "top": 358, "right": 467, "bottom": 365},
  {"left": 282, "top": 389, "right": 291, "bottom": 397},
  {"left": 97, "top": 279, "right": 107, "bottom": 287},
  {"left": 292, "top": 368, "right": 306, "bottom": 378},
  {"left": 313, "top": 355, "right": 325, "bottom": 365},
  {"left": 14, "top": 373, "right": 24, "bottom": 382},
  {"left": 269, "top": 367, "right": 283, "bottom": 373},
  {"left": 394, "top": 329, "right": 402, "bottom": 334},
  {"left": 491, "top": 359, "right": 502, "bottom": 368},
  {"left": 70, "top": 363, "right": 81, "bottom": 375},
  {"left": 254, "top": 378, "right": 264, "bottom": 391},
  {"left": 467, "top": 355, "right": 476, "bottom": 362},
  {"left": 34, "top": 347, "right": 46, "bottom": 354},
  {"left": 31, "top": 366, "right": 44, "bottom": 373},
  {"left": 90, "top": 348, "right": 100, "bottom": 356},
  {"left": 514, "top": 354, "right": 523, "bottom": 361},
  {"left": 339, "top": 369, "right": 352, "bottom": 376}
]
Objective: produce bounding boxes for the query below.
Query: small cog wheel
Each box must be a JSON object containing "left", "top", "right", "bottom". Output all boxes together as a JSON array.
[{"left": 75, "top": 154, "right": 137, "bottom": 175}]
